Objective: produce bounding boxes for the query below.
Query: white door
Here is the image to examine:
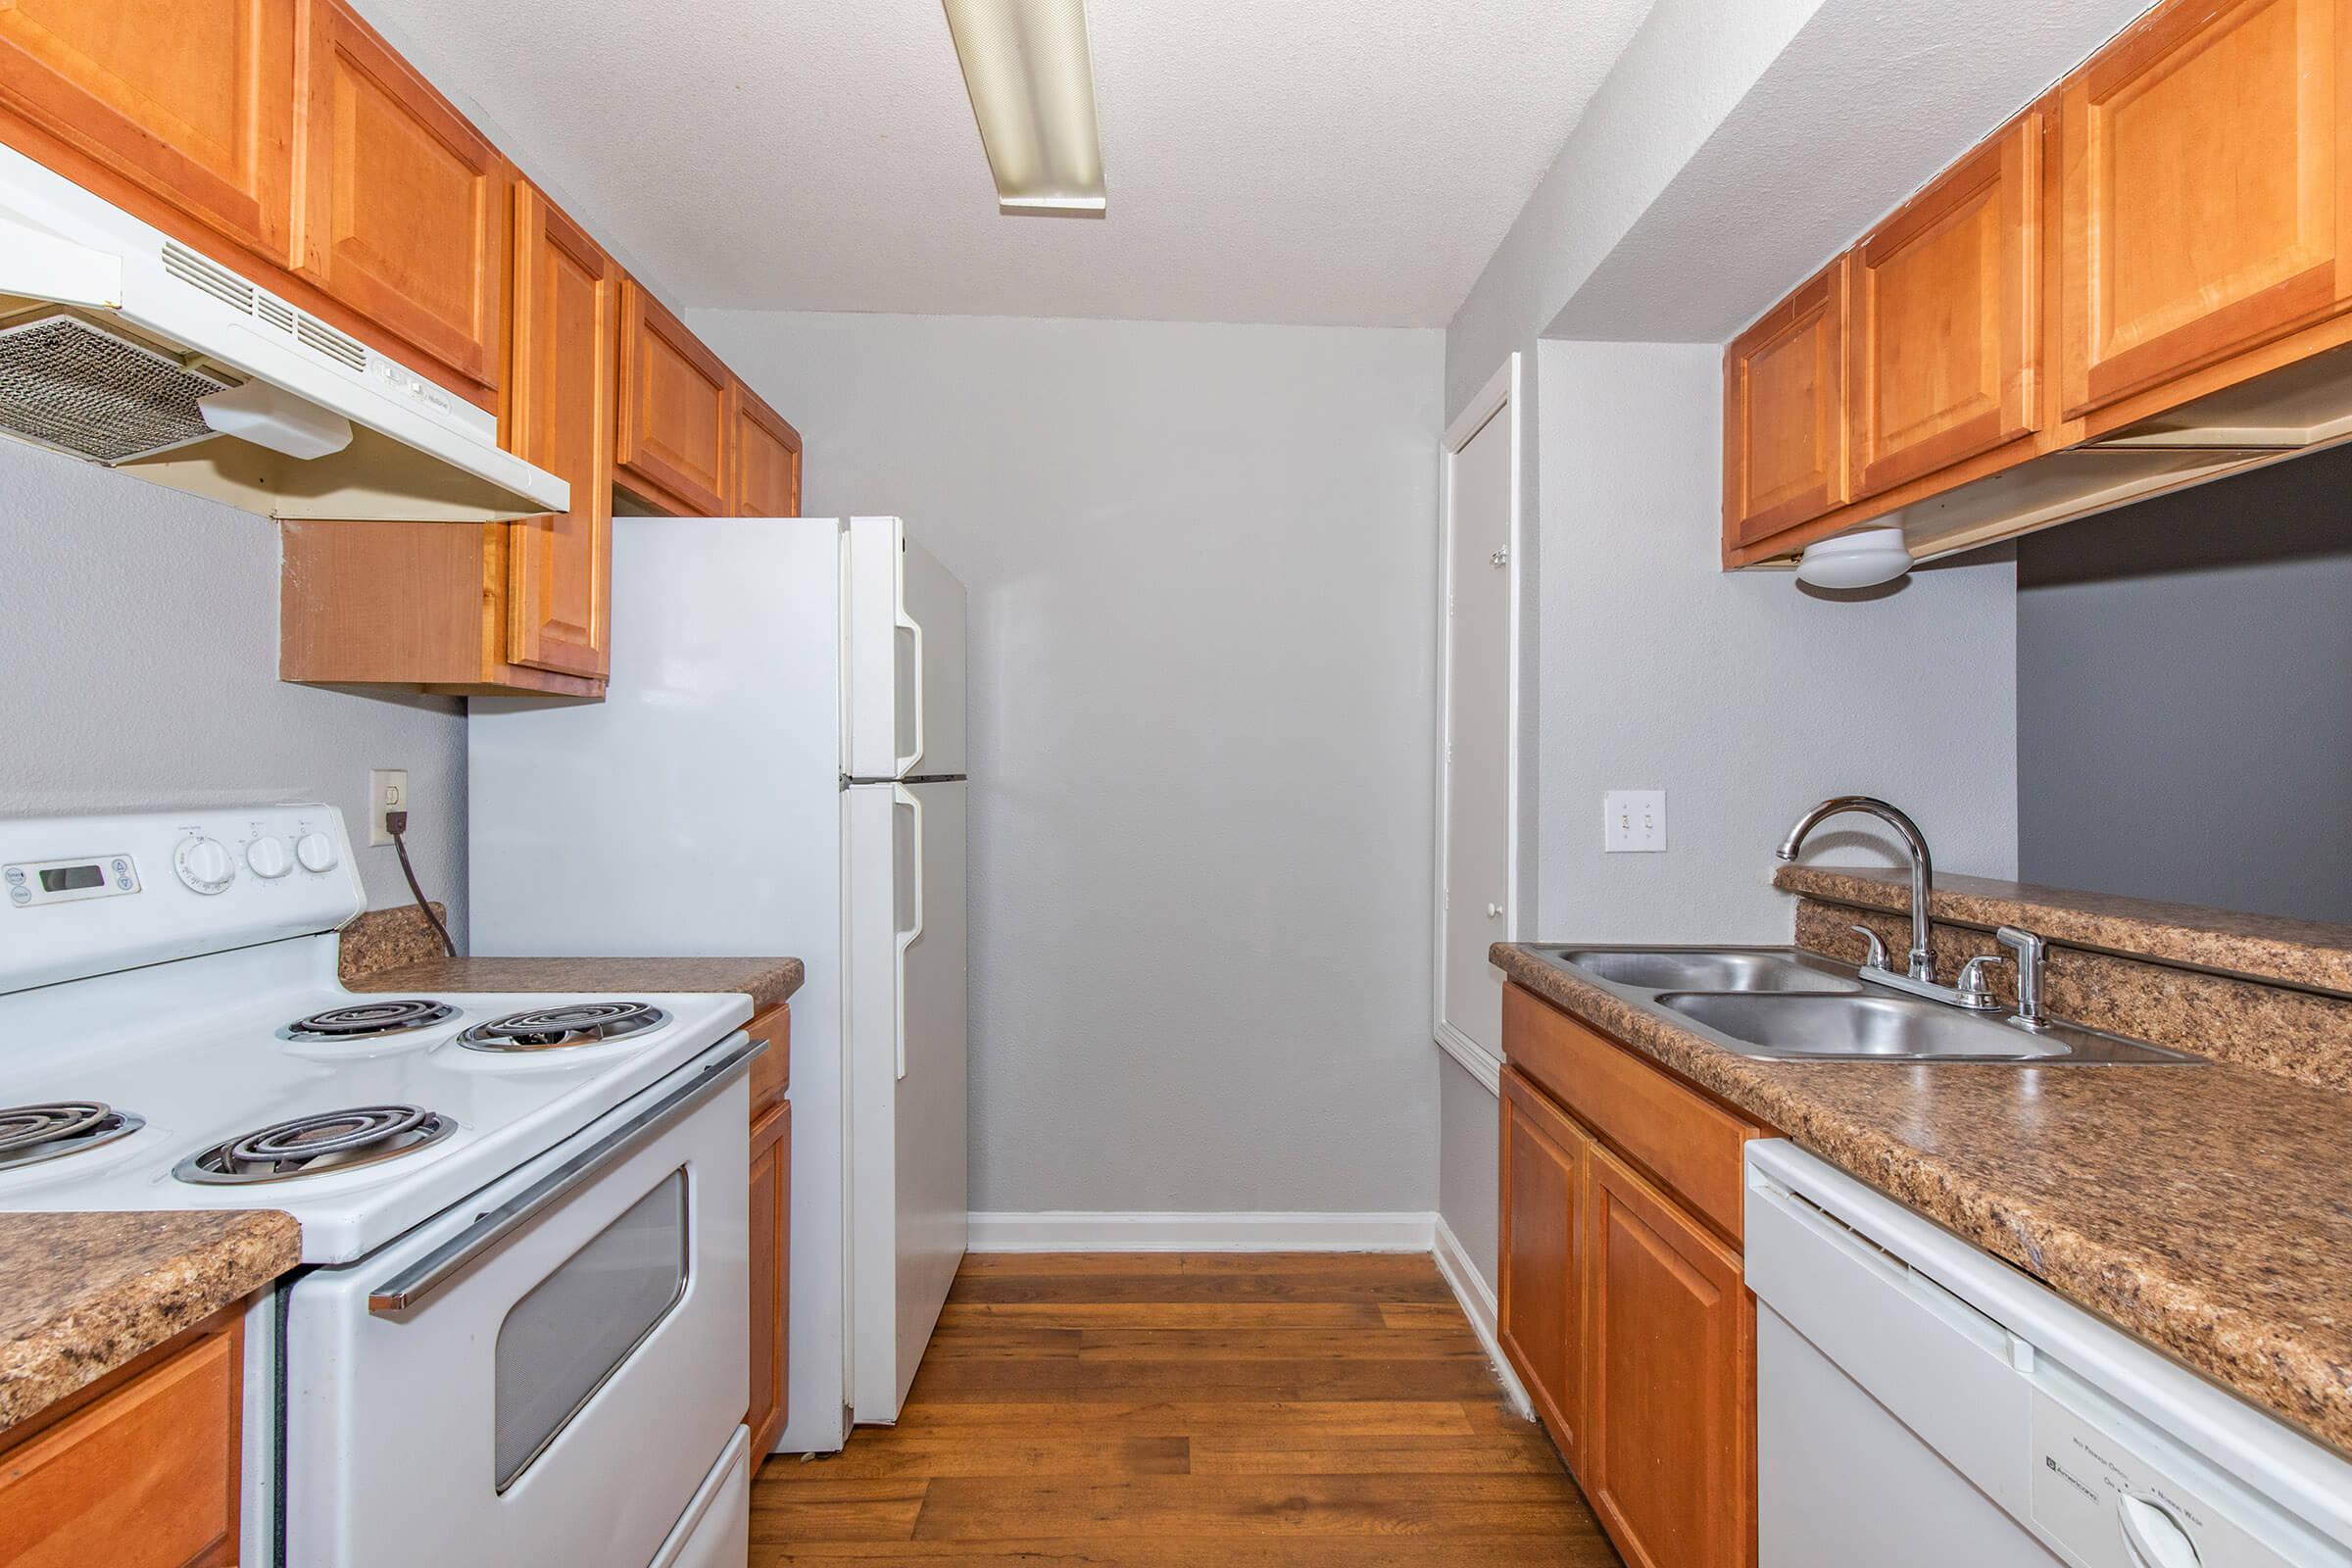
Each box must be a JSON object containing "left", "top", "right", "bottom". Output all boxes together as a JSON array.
[
  {"left": 285, "top": 1058, "right": 751, "bottom": 1568},
  {"left": 843, "top": 778, "right": 968, "bottom": 1423},
  {"left": 845, "top": 517, "right": 968, "bottom": 780},
  {"left": 894, "top": 778, "right": 966, "bottom": 1410},
  {"left": 1436, "top": 358, "right": 1519, "bottom": 1075}
]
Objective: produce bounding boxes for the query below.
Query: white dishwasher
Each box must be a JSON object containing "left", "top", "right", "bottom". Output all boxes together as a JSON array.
[{"left": 1744, "top": 1141, "right": 2352, "bottom": 1568}]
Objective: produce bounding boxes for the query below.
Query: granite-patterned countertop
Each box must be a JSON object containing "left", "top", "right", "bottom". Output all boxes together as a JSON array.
[
  {"left": 347, "top": 956, "right": 805, "bottom": 1011},
  {"left": 0, "top": 1209, "right": 300, "bottom": 1432},
  {"left": 1493, "top": 942, "right": 2352, "bottom": 1458}
]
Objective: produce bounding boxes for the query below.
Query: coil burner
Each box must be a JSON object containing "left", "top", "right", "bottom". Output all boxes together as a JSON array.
[
  {"left": 176, "top": 1104, "right": 454, "bottom": 1185},
  {"left": 279, "top": 1000, "right": 458, "bottom": 1043},
  {"left": 457, "top": 1003, "right": 670, "bottom": 1054},
  {"left": 0, "top": 1102, "right": 144, "bottom": 1174}
]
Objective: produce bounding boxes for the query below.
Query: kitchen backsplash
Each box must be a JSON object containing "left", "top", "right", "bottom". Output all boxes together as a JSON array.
[{"left": 1785, "top": 866, "right": 2352, "bottom": 1093}]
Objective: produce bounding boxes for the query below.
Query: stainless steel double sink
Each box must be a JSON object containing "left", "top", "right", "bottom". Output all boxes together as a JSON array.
[{"left": 1526, "top": 946, "right": 2202, "bottom": 1064}]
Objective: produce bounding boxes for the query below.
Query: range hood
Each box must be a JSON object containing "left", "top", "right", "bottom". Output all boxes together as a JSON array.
[{"left": 0, "top": 142, "right": 565, "bottom": 522}]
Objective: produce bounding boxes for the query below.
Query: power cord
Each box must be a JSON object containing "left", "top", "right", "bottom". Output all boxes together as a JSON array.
[{"left": 385, "top": 808, "right": 457, "bottom": 957}]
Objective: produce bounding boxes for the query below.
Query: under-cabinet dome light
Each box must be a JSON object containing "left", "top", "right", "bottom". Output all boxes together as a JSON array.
[{"left": 1795, "top": 527, "right": 1913, "bottom": 590}]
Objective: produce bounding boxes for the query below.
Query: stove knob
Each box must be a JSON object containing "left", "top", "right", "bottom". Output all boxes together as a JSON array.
[
  {"left": 295, "top": 832, "right": 339, "bottom": 874},
  {"left": 246, "top": 837, "right": 293, "bottom": 879},
  {"left": 175, "top": 837, "right": 235, "bottom": 895}
]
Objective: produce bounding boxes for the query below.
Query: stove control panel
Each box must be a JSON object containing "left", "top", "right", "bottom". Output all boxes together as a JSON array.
[
  {"left": 5, "top": 853, "right": 140, "bottom": 908},
  {"left": 0, "top": 806, "right": 365, "bottom": 994}
]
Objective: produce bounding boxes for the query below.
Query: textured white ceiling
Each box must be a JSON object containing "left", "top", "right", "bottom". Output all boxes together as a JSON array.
[{"left": 353, "top": 0, "right": 1658, "bottom": 326}]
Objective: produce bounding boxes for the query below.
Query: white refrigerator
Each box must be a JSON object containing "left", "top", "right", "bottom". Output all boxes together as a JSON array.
[{"left": 468, "top": 515, "right": 968, "bottom": 1448}]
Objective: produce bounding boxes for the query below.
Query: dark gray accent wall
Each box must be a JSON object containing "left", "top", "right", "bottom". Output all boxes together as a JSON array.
[{"left": 2016, "top": 444, "right": 2352, "bottom": 924}]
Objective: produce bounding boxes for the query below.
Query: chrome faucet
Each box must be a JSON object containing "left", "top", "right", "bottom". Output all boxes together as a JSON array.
[
  {"left": 1777, "top": 797, "right": 1936, "bottom": 980},
  {"left": 1776, "top": 797, "right": 2005, "bottom": 1011}
]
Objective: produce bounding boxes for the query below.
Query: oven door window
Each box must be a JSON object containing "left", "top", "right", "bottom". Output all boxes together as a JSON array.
[{"left": 494, "top": 1168, "right": 689, "bottom": 1491}]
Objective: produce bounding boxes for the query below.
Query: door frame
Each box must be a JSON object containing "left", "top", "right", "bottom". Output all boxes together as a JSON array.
[{"left": 1431, "top": 352, "right": 1524, "bottom": 1093}]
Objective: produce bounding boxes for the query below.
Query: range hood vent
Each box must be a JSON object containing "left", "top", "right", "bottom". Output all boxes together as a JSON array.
[
  {"left": 0, "top": 311, "right": 230, "bottom": 463},
  {"left": 0, "top": 142, "right": 567, "bottom": 522}
]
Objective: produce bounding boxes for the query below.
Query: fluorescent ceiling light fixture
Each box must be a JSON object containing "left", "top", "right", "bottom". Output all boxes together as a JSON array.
[
  {"left": 1795, "top": 527, "right": 1914, "bottom": 590},
  {"left": 943, "top": 0, "right": 1106, "bottom": 217}
]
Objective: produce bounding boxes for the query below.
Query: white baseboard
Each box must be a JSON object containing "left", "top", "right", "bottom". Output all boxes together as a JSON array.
[
  {"left": 1433, "top": 1212, "right": 1536, "bottom": 1421},
  {"left": 965, "top": 1210, "right": 1439, "bottom": 1253}
]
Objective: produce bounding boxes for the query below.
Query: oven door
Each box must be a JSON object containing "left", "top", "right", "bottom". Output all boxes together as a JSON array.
[{"left": 282, "top": 1038, "right": 755, "bottom": 1568}]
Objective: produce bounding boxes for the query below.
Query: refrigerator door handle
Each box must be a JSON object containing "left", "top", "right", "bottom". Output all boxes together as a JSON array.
[
  {"left": 894, "top": 565, "right": 927, "bottom": 777},
  {"left": 892, "top": 783, "right": 926, "bottom": 1080}
]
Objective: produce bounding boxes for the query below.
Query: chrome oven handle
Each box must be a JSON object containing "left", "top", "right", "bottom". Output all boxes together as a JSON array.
[{"left": 366, "top": 1033, "right": 765, "bottom": 1317}]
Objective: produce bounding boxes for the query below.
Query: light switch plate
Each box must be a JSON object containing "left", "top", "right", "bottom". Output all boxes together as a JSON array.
[
  {"left": 367, "top": 768, "right": 408, "bottom": 848},
  {"left": 1603, "top": 789, "right": 1666, "bottom": 853}
]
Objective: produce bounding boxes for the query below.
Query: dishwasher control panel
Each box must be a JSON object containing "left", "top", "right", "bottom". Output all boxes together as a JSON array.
[{"left": 2032, "top": 1391, "right": 2295, "bottom": 1567}]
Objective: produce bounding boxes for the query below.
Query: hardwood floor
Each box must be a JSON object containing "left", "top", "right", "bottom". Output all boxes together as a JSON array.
[{"left": 750, "top": 1251, "right": 1624, "bottom": 1565}]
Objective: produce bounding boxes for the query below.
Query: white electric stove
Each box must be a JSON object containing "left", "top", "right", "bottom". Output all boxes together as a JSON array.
[{"left": 0, "top": 805, "right": 760, "bottom": 1568}]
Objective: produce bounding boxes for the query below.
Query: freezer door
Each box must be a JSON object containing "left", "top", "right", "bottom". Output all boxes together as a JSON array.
[
  {"left": 844, "top": 516, "right": 968, "bottom": 779},
  {"left": 844, "top": 778, "right": 968, "bottom": 1422}
]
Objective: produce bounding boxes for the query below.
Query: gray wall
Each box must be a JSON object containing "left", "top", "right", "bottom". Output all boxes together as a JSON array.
[
  {"left": 1534, "top": 342, "right": 2018, "bottom": 938},
  {"left": 2018, "top": 448, "right": 2352, "bottom": 924},
  {"left": 1435, "top": 341, "right": 2021, "bottom": 1291},
  {"left": 690, "top": 309, "right": 1444, "bottom": 1216},
  {"left": 1437, "top": 1054, "right": 1498, "bottom": 1281},
  {"left": 0, "top": 442, "right": 468, "bottom": 940}
]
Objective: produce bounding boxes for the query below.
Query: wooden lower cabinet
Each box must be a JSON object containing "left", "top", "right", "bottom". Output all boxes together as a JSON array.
[
  {"left": 1583, "top": 1143, "right": 1754, "bottom": 1568},
  {"left": 1500, "top": 982, "right": 1761, "bottom": 1568},
  {"left": 745, "top": 1001, "right": 792, "bottom": 1462},
  {"left": 1497, "top": 1066, "right": 1588, "bottom": 1471},
  {"left": 0, "top": 1313, "right": 242, "bottom": 1568},
  {"left": 747, "top": 1098, "right": 790, "bottom": 1460}
]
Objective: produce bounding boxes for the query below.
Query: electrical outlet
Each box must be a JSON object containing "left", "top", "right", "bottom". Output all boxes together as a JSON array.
[
  {"left": 368, "top": 769, "right": 409, "bottom": 847},
  {"left": 1603, "top": 789, "right": 1666, "bottom": 853}
]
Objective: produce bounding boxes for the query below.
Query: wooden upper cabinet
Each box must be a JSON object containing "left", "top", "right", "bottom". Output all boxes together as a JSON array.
[
  {"left": 1583, "top": 1142, "right": 1753, "bottom": 1568},
  {"left": 505, "top": 181, "right": 615, "bottom": 679},
  {"left": 1498, "top": 1068, "right": 1587, "bottom": 1474},
  {"left": 1723, "top": 259, "right": 1848, "bottom": 548},
  {"left": 0, "top": 0, "right": 296, "bottom": 263},
  {"left": 292, "top": 0, "right": 504, "bottom": 400},
  {"left": 2060, "top": 0, "right": 2352, "bottom": 419},
  {"left": 616, "top": 279, "right": 731, "bottom": 517},
  {"left": 732, "top": 383, "right": 804, "bottom": 517},
  {"left": 1849, "top": 114, "right": 2044, "bottom": 499}
]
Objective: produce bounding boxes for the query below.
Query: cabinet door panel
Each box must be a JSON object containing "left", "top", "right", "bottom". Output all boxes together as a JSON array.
[
  {"left": 732, "top": 385, "right": 803, "bottom": 517},
  {"left": 1497, "top": 1068, "right": 1586, "bottom": 1473},
  {"left": 1501, "top": 984, "right": 1758, "bottom": 1245},
  {"left": 0, "top": 0, "right": 295, "bottom": 261},
  {"left": 2061, "top": 0, "right": 2352, "bottom": 416},
  {"left": 1585, "top": 1144, "right": 1752, "bottom": 1568},
  {"left": 1723, "top": 260, "right": 1848, "bottom": 547},
  {"left": 1851, "top": 115, "right": 2043, "bottom": 497},
  {"left": 504, "top": 182, "right": 614, "bottom": 678},
  {"left": 0, "top": 1325, "right": 241, "bottom": 1568},
  {"left": 294, "top": 0, "right": 503, "bottom": 394},
  {"left": 615, "top": 279, "right": 730, "bottom": 517},
  {"left": 747, "top": 1100, "right": 790, "bottom": 1461}
]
